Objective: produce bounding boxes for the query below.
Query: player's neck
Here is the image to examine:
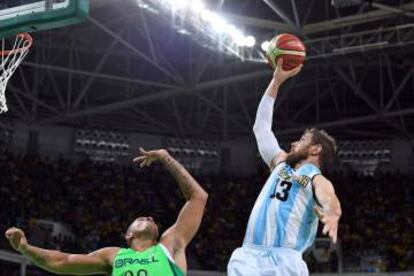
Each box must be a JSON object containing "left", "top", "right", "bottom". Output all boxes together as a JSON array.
[
  {"left": 130, "top": 238, "right": 156, "bottom": 252},
  {"left": 295, "top": 157, "right": 320, "bottom": 170}
]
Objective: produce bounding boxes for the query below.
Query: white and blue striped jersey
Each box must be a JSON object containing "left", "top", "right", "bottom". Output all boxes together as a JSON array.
[{"left": 244, "top": 162, "right": 321, "bottom": 253}]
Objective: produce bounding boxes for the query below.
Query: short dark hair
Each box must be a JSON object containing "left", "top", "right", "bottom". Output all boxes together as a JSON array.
[{"left": 306, "top": 128, "right": 337, "bottom": 169}]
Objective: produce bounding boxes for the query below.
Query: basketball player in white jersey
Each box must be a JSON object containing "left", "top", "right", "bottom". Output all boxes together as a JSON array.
[{"left": 227, "top": 59, "right": 342, "bottom": 276}]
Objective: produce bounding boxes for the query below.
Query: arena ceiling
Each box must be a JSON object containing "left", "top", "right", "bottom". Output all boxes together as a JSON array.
[{"left": 3, "top": 0, "right": 414, "bottom": 141}]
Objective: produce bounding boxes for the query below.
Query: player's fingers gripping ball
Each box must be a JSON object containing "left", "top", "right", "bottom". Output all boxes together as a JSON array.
[{"left": 266, "top": 33, "right": 306, "bottom": 71}]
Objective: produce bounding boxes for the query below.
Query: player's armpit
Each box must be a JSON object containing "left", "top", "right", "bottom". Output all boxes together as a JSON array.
[
  {"left": 269, "top": 151, "right": 287, "bottom": 171},
  {"left": 161, "top": 194, "right": 208, "bottom": 251}
]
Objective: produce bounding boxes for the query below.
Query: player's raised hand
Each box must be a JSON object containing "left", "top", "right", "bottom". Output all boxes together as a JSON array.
[
  {"left": 133, "top": 147, "right": 168, "bottom": 168},
  {"left": 5, "top": 227, "right": 28, "bottom": 253},
  {"left": 314, "top": 206, "right": 339, "bottom": 243},
  {"left": 273, "top": 58, "right": 303, "bottom": 86}
]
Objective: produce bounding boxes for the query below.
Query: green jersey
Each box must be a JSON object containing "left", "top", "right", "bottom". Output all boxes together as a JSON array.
[{"left": 112, "top": 244, "right": 184, "bottom": 276}]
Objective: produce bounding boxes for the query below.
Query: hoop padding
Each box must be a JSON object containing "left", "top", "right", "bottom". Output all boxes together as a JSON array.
[{"left": 0, "top": 33, "right": 33, "bottom": 114}]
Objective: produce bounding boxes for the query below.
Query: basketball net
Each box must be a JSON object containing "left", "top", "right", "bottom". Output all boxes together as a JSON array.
[{"left": 0, "top": 33, "right": 33, "bottom": 114}]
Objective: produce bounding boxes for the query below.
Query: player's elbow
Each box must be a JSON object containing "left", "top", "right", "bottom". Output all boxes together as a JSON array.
[
  {"left": 328, "top": 194, "right": 342, "bottom": 218},
  {"left": 194, "top": 190, "right": 208, "bottom": 204},
  {"left": 252, "top": 122, "right": 262, "bottom": 134},
  {"left": 45, "top": 260, "right": 67, "bottom": 274},
  {"left": 336, "top": 198, "right": 342, "bottom": 217},
  {"left": 253, "top": 125, "right": 266, "bottom": 143},
  {"left": 199, "top": 191, "right": 209, "bottom": 202},
  {"left": 253, "top": 124, "right": 273, "bottom": 142},
  {"left": 49, "top": 255, "right": 72, "bottom": 274}
]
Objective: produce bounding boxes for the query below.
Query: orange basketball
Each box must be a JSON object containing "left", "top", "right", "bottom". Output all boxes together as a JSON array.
[{"left": 266, "top": 33, "right": 306, "bottom": 71}]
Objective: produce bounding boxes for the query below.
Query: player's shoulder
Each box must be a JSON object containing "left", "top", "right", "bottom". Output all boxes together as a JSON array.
[
  {"left": 89, "top": 247, "right": 121, "bottom": 264},
  {"left": 312, "top": 174, "right": 330, "bottom": 182},
  {"left": 311, "top": 174, "right": 334, "bottom": 189},
  {"left": 269, "top": 152, "right": 288, "bottom": 172},
  {"left": 271, "top": 160, "right": 284, "bottom": 170},
  {"left": 89, "top": 246, "right": 121, "bottom": 255},
  {"left": 295, "top": 163, "right": 322, "bottom": 177}
]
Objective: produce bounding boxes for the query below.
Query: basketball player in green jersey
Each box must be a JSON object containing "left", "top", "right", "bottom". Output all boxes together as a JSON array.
[{"left": 5, "top": 148, "right": 208, "bottom": 275}]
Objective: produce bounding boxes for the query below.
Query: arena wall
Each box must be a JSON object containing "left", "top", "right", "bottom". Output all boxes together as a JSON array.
[
  {"left": 391, "top": 138, "right": 414, "bottom": 173},
  {"left": 221, "top": 136, "right": 257, "bottom": 176},
  {"left": 6, "top": 120, "right": 414, "bottom": 175}
]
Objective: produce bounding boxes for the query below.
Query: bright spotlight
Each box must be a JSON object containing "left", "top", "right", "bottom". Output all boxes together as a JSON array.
[
  {"left": 261, "top": 40, "right": 270, "bottom": 51},
  {"left": 200, "top": 10, "right": 228, "bottom": 33},
  {"left": 137, "top": 0, "right": 150, "bottom": 9},
  {"left": 177, "top": 29, "right": 191, "bottom": 35},
  {"left": 229, "top": 28, "right": 244, "bottom": 41},
  {"left": 245, "top": 36, "right": 256, "bottom": 47},
  {"left": 169, "top": 0, "right": 190, "bottom": 9},
  {"left": 200, "top": 9, "right": 215, "bottom": 21},
  {"left": 224, "top": 24, "right": 238, "bottom": 35},
  {"left": 191, "top": 0, "right": 204, "bottom": 13},
  {"left": 210, "top": 17, "right": 227, "bottom": 32},
  {"left": 234, "top": 35, "right": 247, "bottom": 46},
  {"left": 144, "top": 0, "right": 261, "bottom": 60}
]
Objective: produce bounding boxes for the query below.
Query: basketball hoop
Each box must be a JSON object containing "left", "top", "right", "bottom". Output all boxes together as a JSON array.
[{"left": 0, "top": 33, "right": 33, "bottom": 114}]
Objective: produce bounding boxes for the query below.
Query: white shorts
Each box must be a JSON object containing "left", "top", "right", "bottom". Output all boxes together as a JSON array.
[{"left": 227, "top": 245, "right": 309, "bottom": 276}]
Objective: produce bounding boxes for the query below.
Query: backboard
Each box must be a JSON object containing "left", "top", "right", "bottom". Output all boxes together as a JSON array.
[{"left": 0, "top": 0, "right": 89, "bottom": 38}]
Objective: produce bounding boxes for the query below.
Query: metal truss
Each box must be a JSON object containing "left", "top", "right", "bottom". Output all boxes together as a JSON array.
[
  {"left": 221, "top": 1, "right": 414, "bottom": 34},
  {"left": 1, "top": 0, "right": 414, "bottom": 141},
  {"left": 236, "top": 1, "right": 414, "bottom": 62},
  {"left": 306, "top": 23, "right": 414, "bottom": 59},
  {"left": 239, "top": 21, "right": 414, "bottom": 62}
]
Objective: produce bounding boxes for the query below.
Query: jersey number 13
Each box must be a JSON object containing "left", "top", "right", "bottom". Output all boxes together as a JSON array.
[{"left": 270, "top": 180, "right": 293, "bottom": 201}]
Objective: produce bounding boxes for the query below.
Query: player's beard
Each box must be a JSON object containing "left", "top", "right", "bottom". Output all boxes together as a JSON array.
[{"left": 285, "top": 148, "right": 309, "bottom": 168}]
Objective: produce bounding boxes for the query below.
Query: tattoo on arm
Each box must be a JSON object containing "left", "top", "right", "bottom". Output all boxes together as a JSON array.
[{"left": 161, "top": 155, "right": 200, "bottom": 200}]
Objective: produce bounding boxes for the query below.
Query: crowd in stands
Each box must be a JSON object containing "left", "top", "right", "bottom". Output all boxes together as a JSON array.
[{"left": 0, "top": 151, "right": 413, "bottom": 273}]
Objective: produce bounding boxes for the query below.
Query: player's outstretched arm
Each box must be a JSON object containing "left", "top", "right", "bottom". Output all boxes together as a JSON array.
[
  {"left": 312, "top": 175, "right": 342, "bottom": 243},
  {"left": 160, "top": 151, "right": 208, "bottom": 248},
  {"left": 5, "top": 227, "right": 116, "bottom": 275},
  {"left": 134, "top": 148, "right": 208, "bottom": 250},
  {"left": 253, "top": 59, "right": 302, "bottom": 169}
]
